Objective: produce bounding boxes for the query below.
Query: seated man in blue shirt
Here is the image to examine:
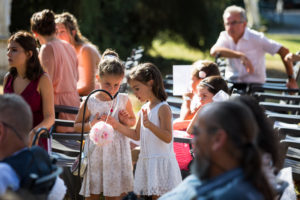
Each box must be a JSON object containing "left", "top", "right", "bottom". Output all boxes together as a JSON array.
[
  {"left": 160, "top": 101, "right": 274, "bottom": 200},
  {"left": 0, "top": 94, "right": 58, "bottom": 196}
]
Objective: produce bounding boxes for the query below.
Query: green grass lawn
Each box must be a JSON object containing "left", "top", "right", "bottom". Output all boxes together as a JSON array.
[{"left": 145, "top": 33, "right": 300, "bottom": 79}]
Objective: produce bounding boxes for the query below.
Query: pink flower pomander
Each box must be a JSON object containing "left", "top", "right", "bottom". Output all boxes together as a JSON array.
[{"left": 89, "top": 121, "right": 114, "bottom": 146}]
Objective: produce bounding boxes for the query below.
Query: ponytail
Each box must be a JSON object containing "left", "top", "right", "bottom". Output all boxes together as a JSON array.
[{"left": 241, "top": 143, "right": 274, "bottom": 200}]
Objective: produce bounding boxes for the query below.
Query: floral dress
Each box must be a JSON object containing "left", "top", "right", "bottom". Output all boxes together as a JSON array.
[{"left": 80, "top": 93, "right": 133, "bottom": 197}]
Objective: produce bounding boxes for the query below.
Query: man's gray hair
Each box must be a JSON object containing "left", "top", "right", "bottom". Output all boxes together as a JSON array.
[
  {"left": 223, "top": 5, "right": 247, "bottom": 22},
  {"left": 0, "top": 94, "right": 32, "bottom": 138}
]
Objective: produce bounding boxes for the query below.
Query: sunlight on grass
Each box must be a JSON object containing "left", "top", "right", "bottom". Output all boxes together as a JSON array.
[
  {"left": 148, "top": 40, "right": 211, "bottom": 62},
  {"left": 128, "top": 93, "right": 142, "bottom": 116},
  {"left": 266, "top": 33, "right": 300, "bottom": 53},
  {"left": 265, "top": 34, "right": 300, "bottom": 77},
  {"left": 265, "top": 34, "right": 300, "bottom": 65}
]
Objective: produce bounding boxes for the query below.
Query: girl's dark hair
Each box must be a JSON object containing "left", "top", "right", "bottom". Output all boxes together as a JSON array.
[
  {"left": 199, "top": 76, "right": 229, "bottom": 95},
  {"left": 128, "top": 63, "right": 167, "bottom": 102},
  {"left": 232, "top": 96, "right": 281, "bottom": 169},
  {"left": 192, "top": 60, "right": 220, "bottom": 79},
  {"left": 98, "top": 49, "right": 124, "bottom": 77},
  {"left": 8, "top": 31, "right": 44, "bottom": 80},
  {"left": 31, "top": 9, "right": 56, "bottom": 36},
  {"left": 204, "top": 101, "right": 274, "bottom": 200}
]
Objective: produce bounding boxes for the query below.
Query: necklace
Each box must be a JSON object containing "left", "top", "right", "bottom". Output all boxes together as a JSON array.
[{"left": 103, "top": 95, "right": 118, "bottom": 124}]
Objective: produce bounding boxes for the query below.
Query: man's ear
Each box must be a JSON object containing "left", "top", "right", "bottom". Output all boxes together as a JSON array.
[
  {"left": 211, "top": 129, "right": 227, "bottom": 151},
  {"left": 242, "top": 21, "right": 247, "bottom": 29}
]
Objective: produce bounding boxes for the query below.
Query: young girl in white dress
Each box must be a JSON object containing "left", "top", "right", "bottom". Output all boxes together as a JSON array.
[
  {"left": 74, "top": 49, "right": 136, "bottom": 200},
  {"left": 113, "top": 63, "right": 182, "bottom": 199}
]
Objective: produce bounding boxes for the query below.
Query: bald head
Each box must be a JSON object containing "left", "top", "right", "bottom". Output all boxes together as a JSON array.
[{"left": 0, "top": 94, "right": 32, "bottom": 140}]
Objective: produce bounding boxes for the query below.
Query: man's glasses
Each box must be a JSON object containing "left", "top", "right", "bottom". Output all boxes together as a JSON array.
[
  {"left": 224, "top": 20, "right": 244, "bottom": 26},
  {"left": 1, "top": 121, "right": 23, "bottom": 141}
]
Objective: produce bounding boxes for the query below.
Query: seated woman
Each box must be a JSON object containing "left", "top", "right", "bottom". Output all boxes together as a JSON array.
[
  {"left": 175, "top": 76, "right": 229, "bottom": 175},
  {"left": 174, "top": 60, "right": 220, "bottom": 131},
  {"left": 4, "top": 31, "right": 54, "bottom": 150},
  {"left": 55, "top": 12, "right": 101, "bottom": 96}
]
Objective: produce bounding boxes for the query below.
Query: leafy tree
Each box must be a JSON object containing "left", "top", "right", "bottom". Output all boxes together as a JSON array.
[{"left": 10, "top": 0, "right": 244, "bottom": 58}]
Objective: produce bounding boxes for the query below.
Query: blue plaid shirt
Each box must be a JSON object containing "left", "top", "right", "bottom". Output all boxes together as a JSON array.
[{"left": 160, "top": 168, "right": 263, "bottom": 200}]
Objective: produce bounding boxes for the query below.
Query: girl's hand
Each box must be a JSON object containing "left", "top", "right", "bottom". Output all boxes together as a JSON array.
[
  {"left": 119, "top": 110, "right": 130, "bottom": 125},
  {"left": 90, "top": 112, "right": 101, "bottom": 127},
  {"left": 100, "top": 114, "right": 118, "bottom": 129},
  {"left": 142, "top": 109, "right": 152, "bottom": 129},
  {"left": 183, "top": 92, "right": 193, "bottom": 101}
]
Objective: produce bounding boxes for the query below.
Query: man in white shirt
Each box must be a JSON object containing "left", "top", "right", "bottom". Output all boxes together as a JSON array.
[{"left": 210, "top": 5, "right": 298, "bottom": 89}]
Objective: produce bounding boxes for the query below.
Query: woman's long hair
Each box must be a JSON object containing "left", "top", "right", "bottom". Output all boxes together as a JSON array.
[{"left": 8, "top": 31, "right": 44, "bottom": 80}]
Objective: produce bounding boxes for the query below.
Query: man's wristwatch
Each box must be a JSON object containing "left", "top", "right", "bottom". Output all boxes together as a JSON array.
[{"left": 288, "top": 74, "right": 295, "bottom": 80}]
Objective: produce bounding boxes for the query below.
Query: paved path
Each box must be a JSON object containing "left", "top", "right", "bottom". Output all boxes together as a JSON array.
[{"left": 261, "top": 9, "right": 300, "bottom": 34}]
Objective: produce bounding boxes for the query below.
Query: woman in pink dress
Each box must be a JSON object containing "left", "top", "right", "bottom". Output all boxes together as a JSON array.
[
  {"left": 3, "top": 31, "right": 54, "bottom": 150},
  {"left": 55, "top": 12, "right": 101, "bottom": 96},
  {"left": 31, "top": 9, "right": 80, "bottom": 132}
]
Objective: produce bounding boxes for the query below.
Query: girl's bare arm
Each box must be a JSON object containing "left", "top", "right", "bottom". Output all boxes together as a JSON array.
[{"left": 143, "top": 105, "right": 172, "bottom": 143}]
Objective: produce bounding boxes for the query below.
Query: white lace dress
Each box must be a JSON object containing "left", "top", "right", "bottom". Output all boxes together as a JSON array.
[
  {"left": 80, "top": 93, "right": 133, "bottom": 197},
  {"left": 134, "top": 101, "right": 182, "bottom": 196}
]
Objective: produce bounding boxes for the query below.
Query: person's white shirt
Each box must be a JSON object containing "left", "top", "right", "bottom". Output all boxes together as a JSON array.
[
  {"left": 211, "top": 28, "right": 281, "bottom": 83},
  {"left": 0, "top": 163, "right": 20, "bottom": 195}
]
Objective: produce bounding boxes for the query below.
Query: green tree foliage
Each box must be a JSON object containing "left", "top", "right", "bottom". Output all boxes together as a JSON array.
[
  {"left": 10, "top": 0, "right": 80, "bottom": 33},
  {"left": 10, "top": 0, "right": 244, "bottom": 58}
]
